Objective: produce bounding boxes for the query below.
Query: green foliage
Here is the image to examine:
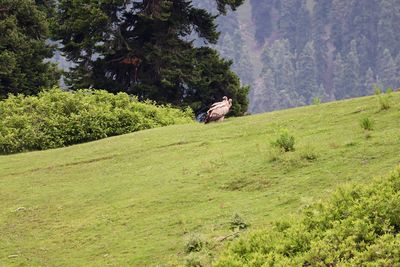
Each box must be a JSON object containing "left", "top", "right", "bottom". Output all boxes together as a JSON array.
[
  {"left": 360, "top": 117, "right": 374, "bottom": 131},
  {"left": 185, "top": 253, "right": 209, "bottom": 267},
  {"left": 272, "top": 129, "right": 295, "bottom": 152},
  {"left": 0, "top": 0, "right": 59, "bottom": 98},
  {"left": 1, "top": 93, "right": 400, "bottom": 265},
  {"left": 215, "top": 167, "right": 400, "bottom": 266},
  {"left": 373, "top": 84, "right": 382, "bottom": 95},
  {"left": 229, "top": 213, "right": 249, "bottom": 231},
  {"left": 312, "top": 97, "right": 321, "bottom": 105},
  {"left": 300, "top": 146, "right": 318, "bottom": 161},
  {"left": 0, "top": 88, "right": 193, "bottom": 154},
  {"left": 379, "top": 95, "right": 391, "bottom": 110},
  {"left": 54, "top": 0, "right": 248, "bottom": 115},
  {"left": 184, "top": 234, "right": 205, "bottom": 254}
]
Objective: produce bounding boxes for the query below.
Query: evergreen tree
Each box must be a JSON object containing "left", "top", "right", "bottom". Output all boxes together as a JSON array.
[
  {"left": 250, "top": 0, "right": 273, "bottom": 44},
  {"left": 333, "top": 53, "right": 346, "bottom": 99},
  {"left": 379, "top": 49, "right": 397, "bottom": 90},
  {"left": 312, "top": 0, "right": 331, "bottom": 93},
  {"left": 55, "top": 0, "right": 248, "bottom": 115},
  {"left": 395, "top": 54, "right": 400, "bottom": 90},
  {"left": 296, "top": 41, "right": 318, "bottom": 103},
  {"left": 0, "top": 0, "right": 59, "bottom": 98},
  {"left": 266, "top": 39, "right": 302, "bottom": 109},
  {"left": 377, "top": 0, "right": 398, "bottom": 56},
  {"left": 343, "top": 40, "right": 361, "bottom": 97},
  {"left": 364, "top": 67, "right": 375, "bottom": 95}
]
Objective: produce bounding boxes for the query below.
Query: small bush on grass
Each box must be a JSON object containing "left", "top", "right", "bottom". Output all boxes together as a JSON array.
[
  {"left": 0, "top": 88, "right": 194, "bottom": 154},
  {"left": 379, "top": 95, "right": 391, "bottom": 110},
  {"left": 229, "top": 213, "right": 249, "bottom": 231},
  {"left": 360, "top": 117, "right": 374, "bottom": 131},
  {"left": 272, "top": 129, "right": 295, "bottom": 152},
  {"left": 300, "top": 146, "right": 318, "bottom": 161},
  {"left": 184, "top": 234, "right": 205, "bottom": 253},
  {"left": 312, "top": 97, "right": 321, "bottom": 105}
]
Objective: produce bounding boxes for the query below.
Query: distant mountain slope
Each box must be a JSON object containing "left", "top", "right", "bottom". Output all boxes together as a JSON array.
[
  {"left": 212, "top": 0, "right": 400, "bottom": 113},
  {"left": 1, "top": 92, "right": 400, "bottom": 265}
]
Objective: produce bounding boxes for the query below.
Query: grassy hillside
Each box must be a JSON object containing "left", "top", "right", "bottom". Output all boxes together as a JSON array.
[{"left": 1, "top": 93, "right": 400, "bottom": 266}]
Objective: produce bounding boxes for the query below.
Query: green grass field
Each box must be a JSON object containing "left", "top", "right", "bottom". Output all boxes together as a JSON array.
[{"left": 1, "top": 93, "right": 400, "bottom": 266}]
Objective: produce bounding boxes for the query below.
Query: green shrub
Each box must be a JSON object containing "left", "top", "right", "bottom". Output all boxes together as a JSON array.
[
  {"left": 379, "top": 95, "right": 391, "bottom": 110},
  {"left": 312, "top": 97, "right": 321, "bottom": 105},
  {"left": 300, "top": 146, "right": 318, "bottom": 161},
  {"left": 0, "top": 88, "right": 194, "bottom": 154},
  {"left": 373, "top": 84, "right": 382, "bottom": 95},
  {"left": 184, "top": 234, "right": 205, "bottom": 253},
  {"left": 272, "top": 129, "right": 295, "bottom": 152},
  {"left": 360, "top": 117, "right": 374, "bottom": 131},
  {"left": 229, "top": 213, "right": 249, "bottom": 231},
  {"left": 215, "top": 166, "right": 400, "bottom": 266}
]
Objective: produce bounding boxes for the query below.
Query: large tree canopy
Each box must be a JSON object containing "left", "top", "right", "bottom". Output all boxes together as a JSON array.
[
  {"left": 0, "top": 0, "right": 59, "bottom": 98},
  {"left": 55, "top": 0, "right": 248, "bottom": 115}
]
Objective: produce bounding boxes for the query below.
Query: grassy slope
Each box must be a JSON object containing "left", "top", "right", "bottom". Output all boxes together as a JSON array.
[{"left": 1, "top": 94, "right": 400, "bottom": 266}]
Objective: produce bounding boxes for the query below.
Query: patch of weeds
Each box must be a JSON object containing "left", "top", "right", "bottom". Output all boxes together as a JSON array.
[
  {"left": 229, "top": 213, "right": 249, "bottom": 231},
  {"left": 221, "top": 177, "right": 271, "bottom": 192},
  {"left": 345, "top": 141, "right": 357, "bottom": 147},
  {"left": 268, "top": 147, "right": 283, "bottom": 162},
  {"left": 184, "top": 253, "right": 210, "bottom": 267},
  {"left": 270, "top": 151, "right": 305, "bottom": 173},
  {"left": 360, "top": 117, "right": 374, "bottom": 131},
  {"left": 329, "top": 142, "right": 340, "bottom": 149},
  {"left": 184, "top": 234, "right": 205, "bottom": 253},
  {"left": 312, "top": 97, "right": 321, "bottom": 105},
  {"left": 364, "top": 131, "right": 372, "bottom": 139},
  {"left": 374, "top": 86, "right": 391, "bottom": 110},
  {"left": 300, "top": 146, "right": 318, "bottom": 161},
  {"left": 378, "top": 95, "right": 391, "bottom": 110},
  {"left": 373, "top": 84, "right": 382, "bottom": 95},
  {"left": 272, "top": 129, "right": 295, "bottom": 152}
]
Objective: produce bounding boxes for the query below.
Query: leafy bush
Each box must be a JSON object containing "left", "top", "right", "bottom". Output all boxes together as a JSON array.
[
  {"left": 373, "top": 85, "right": 391, "bottom": 110},
  {"left": 229, "top": 213, "right": 249, "bottom": 231},
  {"left": 272, "top": 129, "right": 295, "bottom": 152},
  {"left": 360, "top": 117, "right": 374, "bottom": 131},
  {"left": 386, "top": 87, "right": 393, "bottom": 94},
  {"left": 185, "top": 234, "right": 205, "bottom": 254},
  {"left": 215, "top": 166, "right": 400, "bottom": 266},
  {"left": 379, "top": 95, "right": 391, "bottom": 110},
  {"left": 0, "top": 88, "right": 193, "bottom": 154},
  {"left": 300, "top": 146, "right": 318, "bottom": 161},
  {"left": 312, "top": 97, "right": 321, "bottom": 105}
]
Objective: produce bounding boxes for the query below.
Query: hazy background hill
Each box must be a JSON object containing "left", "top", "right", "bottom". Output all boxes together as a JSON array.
[{"left": 194, "top": 0, "right": 400, "bottom": 113}]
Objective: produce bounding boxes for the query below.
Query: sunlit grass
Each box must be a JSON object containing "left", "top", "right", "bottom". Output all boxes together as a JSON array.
[{"left": 1, "top": 93, "right": 400, "bottom": 266}]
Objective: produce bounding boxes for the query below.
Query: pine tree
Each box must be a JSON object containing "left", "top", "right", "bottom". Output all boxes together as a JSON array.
[
  {"left": 333, "top": 53, "right": 346, "bottom": 99},
  {"left": 379, "top": 49, "right": 397, "bottom": 90},
  {"left": 377, "top": 0, "right": 398, "bottom": 56},
  {"left": 343, "top": 40, "right": 361, "bottom": 97},
  {"left": 55, "top": 0, "right": 248, "bottom": 115},
  {"left": 296, "top": 41, "right": 318, "bottom": 103},
  {"left": 0, "top": 0, "right": 59, "bottom": 98},
  {"left": 395, "top": 54, "right": 400, "bottom": 90},
  {"left": 364, "top": 68, "right": 375, "bottom": 95},
  {"left": 270, "top": 40, "right": 302, "bottom": 108}
]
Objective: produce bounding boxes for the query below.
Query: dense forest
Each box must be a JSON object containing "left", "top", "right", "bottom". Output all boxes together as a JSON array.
[{"left": 205, "top": 0, "right": 400, "bottom": 113}]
